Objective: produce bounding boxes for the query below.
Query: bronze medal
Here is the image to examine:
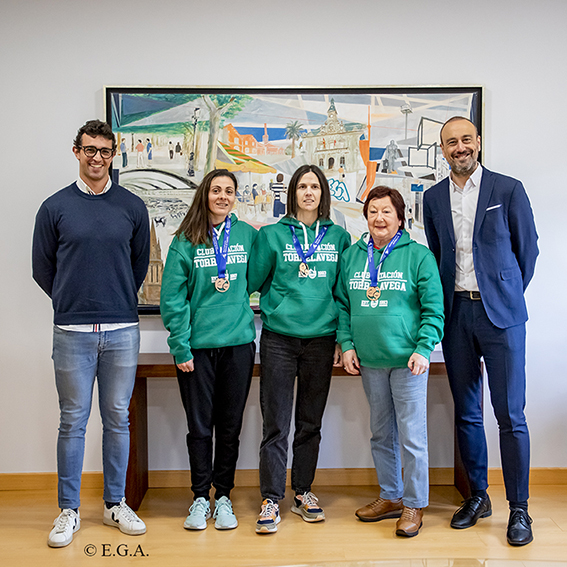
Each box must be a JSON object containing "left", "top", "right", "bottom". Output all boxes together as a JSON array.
[
  {"left": 299, "top": 262, "right": 310, "bottom": 277},
  {"left": 366, "top": 286, "right": 381, "bottom": 301},
  {"left": 214, "top": 277, "right": 230, "bottom": 293}
]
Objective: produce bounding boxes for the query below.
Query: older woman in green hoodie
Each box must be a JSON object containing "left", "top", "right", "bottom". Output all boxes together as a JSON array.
[
  {"left": 335, "top": 186, "right": 444, "bottom": 538},
  {"left": 248, "top": 165, "right": 350, "bottom": 534},
  {"left": 160, "top": 169, "right": 257, "bottom": 532}
]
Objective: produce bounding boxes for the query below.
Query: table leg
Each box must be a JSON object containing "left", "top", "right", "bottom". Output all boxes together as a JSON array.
[{"left": 126, "top": 376, "right": 148, "bottom": 510}]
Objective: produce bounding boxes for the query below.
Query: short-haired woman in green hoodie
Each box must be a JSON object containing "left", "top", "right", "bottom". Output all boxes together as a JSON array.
[
  {"left": 248, "top": 165, "right": 351, "bottom": 534},
  {"left": 160, "top": 169, "right": 258, "bottom": 532},
  {"left": 335, "top": 186, "right": 444, "bottom": 538}
]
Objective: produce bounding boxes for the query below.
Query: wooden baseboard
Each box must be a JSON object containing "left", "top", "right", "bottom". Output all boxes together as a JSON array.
[
  {"left": 2, "top": 468, "right": 566, "bottom": 491},
  {"left": 147, "top": 468, "right": 455, "bottom": 488}
]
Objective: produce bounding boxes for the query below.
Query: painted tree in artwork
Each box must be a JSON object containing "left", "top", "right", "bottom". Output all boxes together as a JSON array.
[
  {"left": 202, "top": 95, "right": 252, "bottom": 173},
  {"left": 285, "top": 121, "right": 304, "bottom": 159}
]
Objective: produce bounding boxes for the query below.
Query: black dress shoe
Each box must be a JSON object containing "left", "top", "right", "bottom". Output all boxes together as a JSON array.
[
  {"left": 507, "top": 508, "right": 533, "bottom": 546},
  {"left": 450, "top": 495, "right": 492, "bottom": 529}
]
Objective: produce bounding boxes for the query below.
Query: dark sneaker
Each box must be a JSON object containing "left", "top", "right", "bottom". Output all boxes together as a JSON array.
[{"left": 291, "top": 492, "right": 325, "bottom": 522}]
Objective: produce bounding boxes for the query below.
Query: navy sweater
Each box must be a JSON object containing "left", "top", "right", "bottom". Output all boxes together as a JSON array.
[{"left": 32, "top": 182, "right": 150, "bottom": 325}]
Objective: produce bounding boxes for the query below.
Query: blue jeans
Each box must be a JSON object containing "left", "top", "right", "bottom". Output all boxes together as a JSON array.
[
  {"left": 259, "top": 329, "right": 335, "bottom": 501},
  {"left": 52, "top": 325, "right": 140, "bottom": 509},
  {"left": 360, "top": 365, "right": 429, "bottom": 509}
]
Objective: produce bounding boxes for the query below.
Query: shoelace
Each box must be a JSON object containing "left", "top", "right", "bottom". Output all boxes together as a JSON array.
[
  {"left": 298, "top": 492, "right": 319, "bottom": 509},
  {"left": 368, "top": 497, "right": 387, "bottom": 510},
  {"left": 115, "top": 499, "right": 139, "bottom": 522},
  {"left": 214, "top": 499, "right": 233, "bottom": 519},
  {"left": 54, "top": 510, "right": 75, "bottom": 532},
  {"left": 260, "top": 500, "right": 278, "bottom": 518},
  {"left": 400, "top": 507, "right": 418, "bottom": 520},
  {"left": 190, "top": 499, "right": 210, "bottom": 516},
  {"left": 509, "top": 508, "right": 532, "bottom": 527},
  {"left": 456, "top": 495, "right": 484, "bottom": 513}
]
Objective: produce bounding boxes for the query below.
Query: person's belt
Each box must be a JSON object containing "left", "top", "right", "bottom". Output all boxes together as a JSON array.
[{"left": 455, "top": 290, "right": 481, "bottom": 300}]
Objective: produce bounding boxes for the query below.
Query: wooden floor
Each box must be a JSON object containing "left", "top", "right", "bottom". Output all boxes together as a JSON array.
[{"left": 1, "top": 484, "right": 566, "bottom": 566}]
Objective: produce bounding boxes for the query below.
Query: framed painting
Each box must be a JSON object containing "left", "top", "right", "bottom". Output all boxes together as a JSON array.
[{"left": 104, "top": 85, "right": 483, "bottom": 313}]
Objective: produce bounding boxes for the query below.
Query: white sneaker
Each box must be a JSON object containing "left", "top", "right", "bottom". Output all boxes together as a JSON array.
[
  {"left": 48, "top": 509, "right": 80, "bottom": 548},
  {"left": 184, "top": 497, "right": 211, "bottom": 530},
  {"left": 103, "top": 498, "right": 146, "bottom": 535},
  {"left": 213, "top": 496, "right": 238, "bottom": 530}
]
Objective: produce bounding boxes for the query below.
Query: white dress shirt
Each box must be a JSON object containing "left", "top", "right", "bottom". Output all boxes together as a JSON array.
[{"left": 449, "top": 164, "right": 483, "bottom": 292}]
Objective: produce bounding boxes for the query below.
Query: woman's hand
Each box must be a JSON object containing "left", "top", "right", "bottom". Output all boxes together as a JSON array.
[
  {"left": 342, "top": 349, "right": 360, "bottom": 375},
  {"left": 333, "top": 343, "right": 343, "bottom": 367},
  {"left": 408, "top": 353, "right": 429, "bottom": 375},
  {"left": 177, "top": 359, "right": 195, "bottom": 373}
]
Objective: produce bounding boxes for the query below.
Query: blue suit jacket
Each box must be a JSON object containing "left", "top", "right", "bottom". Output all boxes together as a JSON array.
[{"left": 423, "top": 167, "right": 538, "bottom": 329}]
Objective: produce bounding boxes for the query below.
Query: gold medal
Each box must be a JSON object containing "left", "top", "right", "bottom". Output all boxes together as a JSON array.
[
  {"left": 214, "top": 277, "right": 230, "bottom": 293},
  {"left": 366, "top": 286, "right": 380, "bottom": 301},
  {"left": 299, "top": 262, "right": 310, "bottom": 277}
]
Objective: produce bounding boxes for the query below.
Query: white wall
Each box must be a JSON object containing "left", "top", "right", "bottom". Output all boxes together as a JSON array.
[{"left": 1, "top": 0, "right": 566, "bottom": 475}]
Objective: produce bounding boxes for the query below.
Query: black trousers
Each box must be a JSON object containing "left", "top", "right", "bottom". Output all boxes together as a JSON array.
[
  {"left": 259, "top": 329, "right": 336, "bottom": 501},
  {"left": 177, "top": 342, "right": 255, "bottom": 500}
]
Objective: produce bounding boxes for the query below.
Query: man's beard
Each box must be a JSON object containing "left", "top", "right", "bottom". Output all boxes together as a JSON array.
[{"left": 451, "top": 155, "right": 477, "bottom": 176}]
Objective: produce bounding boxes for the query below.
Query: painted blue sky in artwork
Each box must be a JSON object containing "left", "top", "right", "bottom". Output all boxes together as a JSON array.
[{"left": 236, "top": 127, "right": 295, "bottom": 142}]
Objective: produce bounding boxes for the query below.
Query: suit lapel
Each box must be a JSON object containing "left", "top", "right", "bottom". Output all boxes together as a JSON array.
[
  {"left": 438, "top": 178, "right": 455, "bottom": 246},
  {"left": 474, "top": 167, "right": 495, "bottom": 238}
]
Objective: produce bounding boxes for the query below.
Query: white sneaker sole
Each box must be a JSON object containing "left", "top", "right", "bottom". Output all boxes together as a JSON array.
[
  {"left": 214, "top": 518, "right": 238, "bottom": 530},
  {"left": 47, "top": 518, "right": 80, "bottom": 548},
  {"left": 291, "top": 505, "right": 325, "bottom": 522},
  {"left": 103, "top": 517, "right": 146, "bottom": 535},
  {"left": 256, "top": 515, "right": 281, "bottom": 533},
  {"left": 184, "top": 512, "right": 211, "bottom": 530}
]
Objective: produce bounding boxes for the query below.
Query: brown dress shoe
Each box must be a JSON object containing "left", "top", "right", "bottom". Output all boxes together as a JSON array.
[
  {"left": 396, "top": 507, "right": 423, "bottom": 537},
  {"left": 355, "top": 497, "right": 403, "bottom": 522}
]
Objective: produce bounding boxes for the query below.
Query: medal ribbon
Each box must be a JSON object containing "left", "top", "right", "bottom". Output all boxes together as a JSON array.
[
  {"left": 211, "top": 216, "right": 231, "bottom": 280},
  {"left": 290, "top": 224, "right": 329, "bottom": 265},
  {"left": 367, "top": 230, "right": 403, "bottom": 287}
]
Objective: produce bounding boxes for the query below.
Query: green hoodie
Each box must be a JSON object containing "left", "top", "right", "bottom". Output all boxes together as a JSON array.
[
  {"left": 248, "top": 216, "right": 350, "bottom": 338},
  {"left": 160, "top": 214, "right": 257, "bottom": 364},
  {"left": 335, "top": 230, "right": 444, "bottom": 368}
]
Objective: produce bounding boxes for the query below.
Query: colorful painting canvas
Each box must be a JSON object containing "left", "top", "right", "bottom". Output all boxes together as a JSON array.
[{"left": 105, "top": 86, "right": 483, "bottom": 311}]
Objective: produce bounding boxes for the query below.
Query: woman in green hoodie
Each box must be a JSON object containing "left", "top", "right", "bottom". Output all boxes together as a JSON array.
[
  {"left": 335, "top": 186, "right": 444, "bottom": 538},
  {"left": 248, "top": 165, "right": 351, "bottom": 534},
  {"left": 160, "top": 169, "right": 257, "bottom": 532}
]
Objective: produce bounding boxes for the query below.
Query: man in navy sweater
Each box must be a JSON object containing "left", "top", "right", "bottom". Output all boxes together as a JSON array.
[{"left": 32, "top": 120, "right": 150, "bottom": 548}]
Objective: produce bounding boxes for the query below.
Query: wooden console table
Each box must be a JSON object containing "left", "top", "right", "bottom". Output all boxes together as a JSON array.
[{"left": 126, "top": 353, "right": 469, "bottom": 510}]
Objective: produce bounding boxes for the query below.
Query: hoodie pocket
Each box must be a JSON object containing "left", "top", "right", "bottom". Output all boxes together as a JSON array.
[
  {"left": 351, "top": 314, "right": 416, "bottom": 362},
  {"left": 267, "top": 293, "right": 337, "bottom": 335}
]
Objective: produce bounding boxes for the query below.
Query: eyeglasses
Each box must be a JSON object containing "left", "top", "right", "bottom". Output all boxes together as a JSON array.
[{"left": 78, "top": 146, "right": 114, "bottom": 159}]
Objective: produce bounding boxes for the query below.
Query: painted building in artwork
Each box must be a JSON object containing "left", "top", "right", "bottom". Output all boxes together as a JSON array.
[
  {"left": 223, "top": 123, "right": 284, "bottom": 156},
  {"left": 303, "top": 99, "right": 364, "bottom": 174},
  {"left": 139, "top": 219, "right": 163, "bottom": 304},
  {"left": 224, "top": 123, "right": 259, "bottom": 155}
]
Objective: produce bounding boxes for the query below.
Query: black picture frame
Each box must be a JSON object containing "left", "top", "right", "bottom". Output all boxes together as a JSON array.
[{"left": 104, "top": 85, "right": 483, "bottom": 315}]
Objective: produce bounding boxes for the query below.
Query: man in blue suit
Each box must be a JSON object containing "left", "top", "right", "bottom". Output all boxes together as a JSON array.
[{"left": 423, "top": 116, "right": 538, "bottom": 546}]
